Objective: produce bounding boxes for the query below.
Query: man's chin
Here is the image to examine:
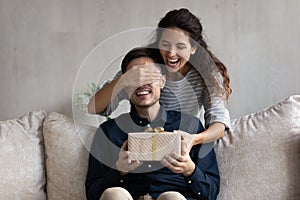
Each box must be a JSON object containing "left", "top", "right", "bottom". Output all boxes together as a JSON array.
[
  {"left": 130, "top": 100, "right": 157, "bottom": 108},
  {"left": 134, "top": 103, "right": 152, "bottom": 108}
]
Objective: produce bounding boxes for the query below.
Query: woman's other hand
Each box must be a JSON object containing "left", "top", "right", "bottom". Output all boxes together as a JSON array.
[
  {"left": 174, "top": 130, "right": 196, "bottom": 155},
  {"left": 119, "top": 64, "right": 162, "bottom": 88}
]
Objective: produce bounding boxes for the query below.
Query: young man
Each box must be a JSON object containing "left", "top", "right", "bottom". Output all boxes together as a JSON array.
[{"left": 85, "top": 48, "right": 220, "bottom": 200}]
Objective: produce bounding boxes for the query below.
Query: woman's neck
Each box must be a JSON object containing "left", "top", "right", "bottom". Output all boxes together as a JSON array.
[{"left": 167, "top": 64, "right": 191, "bottom": 81}]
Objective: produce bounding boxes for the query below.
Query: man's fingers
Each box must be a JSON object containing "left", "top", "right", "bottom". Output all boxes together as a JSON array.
[
  {"left": 128, "top": 161, "right": 143, "bottom": 171},
  {"left": 161, "top": 157, "right": 184, "bottom": 174},
  {"left": 181, "top": 140, "right": 187, "bottom": 155},
  {"left": 119, "top": 141, "right": 129, "bottom": 160},
  {"left": 161, "top": 157, "right": 171, "bottom": 167},
  {"left": 163, "top": 155, "right": 178, "bottom": 166},
  {"left": 121, "top": 140, "right": 128, "bottom": 151},
  {"left": 119, "top": 151, "right": 129, "bottom": 160}
]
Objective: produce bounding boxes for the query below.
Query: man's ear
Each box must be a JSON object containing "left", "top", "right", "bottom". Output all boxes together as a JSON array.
[{"left": 160, "top": 75, "right": 166, "bottom": 89}]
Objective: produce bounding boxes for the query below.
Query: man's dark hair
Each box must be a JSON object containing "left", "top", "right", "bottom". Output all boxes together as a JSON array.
[{"left": 121, "top": 47, "right": 163, "bottom": 74}]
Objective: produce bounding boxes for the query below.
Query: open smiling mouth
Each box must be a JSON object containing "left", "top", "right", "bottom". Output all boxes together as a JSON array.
[
  {"left": 135, "top": 88, "right": 152, "bottom": 96},
  {"left": 166, "top": 58, "right": 180, "bottom": 67}
]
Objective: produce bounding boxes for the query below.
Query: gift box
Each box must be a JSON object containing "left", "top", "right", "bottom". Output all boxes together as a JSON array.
[{"left": 128, "top": 131, "right": 181, "bottom": 161}]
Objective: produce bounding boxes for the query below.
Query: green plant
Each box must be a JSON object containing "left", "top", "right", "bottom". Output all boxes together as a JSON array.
[{"left": 75, "top": 82, "right": 101, "bottom": 114}]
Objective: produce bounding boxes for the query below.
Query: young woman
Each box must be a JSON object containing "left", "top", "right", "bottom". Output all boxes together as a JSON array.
[{"left": 88, "top": 8, "right": 232, "bottom": 150}]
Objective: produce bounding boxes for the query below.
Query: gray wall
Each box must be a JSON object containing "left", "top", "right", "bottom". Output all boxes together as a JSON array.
[{"left": 1, "top": 0, "right": 299, "bottom": 121}]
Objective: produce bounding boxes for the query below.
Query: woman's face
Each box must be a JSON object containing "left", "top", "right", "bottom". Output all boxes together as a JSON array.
[{"left": 158, "top": 27, "right": 196, "bottom": 74}]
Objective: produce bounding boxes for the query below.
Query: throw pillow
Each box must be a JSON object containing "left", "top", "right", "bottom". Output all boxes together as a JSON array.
[
  {"left": 43, "top": 112, "right": 96, "bottom": 200},
  {"left": 0, "top": 110, "right": 47, "bottom": 200}
]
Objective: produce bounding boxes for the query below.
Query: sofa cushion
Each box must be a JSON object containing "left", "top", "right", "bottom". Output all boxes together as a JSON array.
[
  {"left": 216, "top": 95, "right": 300, "bottom": 199},
  {"left": 43, "top": 112, "right": 96, "bottom": 200},
  {"left": 0, "top": 110, "right": 47, "bottom": 200}
]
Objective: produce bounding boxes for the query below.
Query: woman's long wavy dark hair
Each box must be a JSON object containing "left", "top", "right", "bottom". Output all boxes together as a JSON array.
[{"left": 148, "top": 8, "right": 232, "bottom": 103}]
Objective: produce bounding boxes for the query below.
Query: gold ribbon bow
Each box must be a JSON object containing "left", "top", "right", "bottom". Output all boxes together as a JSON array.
[{"left": 144, "top": 126, "right": 164, "bottom": 133}]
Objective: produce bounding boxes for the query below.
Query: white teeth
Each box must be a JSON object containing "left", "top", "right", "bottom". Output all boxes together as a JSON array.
[
  {"left": 167, "top": 58, "right": 179, "bottom": 64},
  {"left": 137, "top": 91, "right": 150, "bottom": 95},
  {"left": 168, "top": 58, "right": 179, "bottom": 62}
]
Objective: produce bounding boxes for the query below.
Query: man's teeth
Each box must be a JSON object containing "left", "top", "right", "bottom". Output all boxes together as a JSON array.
[{"left": 137, "top": 91, "right": 150, "bottom": 95}]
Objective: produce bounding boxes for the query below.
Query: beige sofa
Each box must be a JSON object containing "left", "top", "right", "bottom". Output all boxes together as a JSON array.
[{"left": 0, "top": 95, "right": 299, "bottom": 200}]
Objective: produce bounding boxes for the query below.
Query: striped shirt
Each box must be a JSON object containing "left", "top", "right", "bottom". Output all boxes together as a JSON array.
[{"left": 101, "top": 67, "right": 231, "bottom": 129}]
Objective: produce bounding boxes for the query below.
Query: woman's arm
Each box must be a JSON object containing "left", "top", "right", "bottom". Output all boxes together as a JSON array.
[
  {"left": 88, "top": 75, "right": 123, "bottom": 114},
  {"left": 193, "top": 122, "right": 225, "bottom": 145},
  {"left": 180, "top": 122, "right": 225, "bottom": 154}
]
